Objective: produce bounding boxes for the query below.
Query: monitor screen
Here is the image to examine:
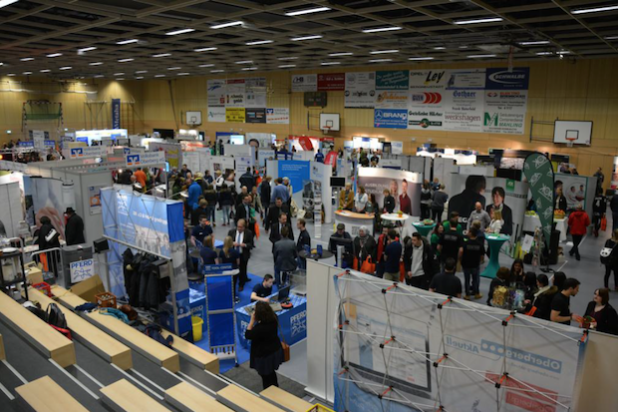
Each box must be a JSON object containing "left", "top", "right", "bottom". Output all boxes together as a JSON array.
[
  {"left": 230, "top": 135, "right": 244, "bottom": 145},
  {"left": 331, "top": 177, "right": 346, "bottom": 188}
]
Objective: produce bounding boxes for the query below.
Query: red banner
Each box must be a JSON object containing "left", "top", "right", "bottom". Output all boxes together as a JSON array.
[
  {"left": 325, "top": 151, "right": 338, "bottom": 166},
  {"left": 318, "top": 73, "right": 345, "bottom": 91}
]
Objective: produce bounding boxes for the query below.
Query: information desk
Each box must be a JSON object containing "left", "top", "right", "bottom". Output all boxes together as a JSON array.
[
  {"left": 235, "top": 293, "right": 307, "bottom": 349},
  {"left": 335, "top": 210, "right": 374, "bottom": 236}
]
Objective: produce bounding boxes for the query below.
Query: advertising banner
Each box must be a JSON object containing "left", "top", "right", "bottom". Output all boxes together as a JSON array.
[
  {"left": 523, "top": 153, "right": 555, "bottom": 247},
  {"left": 556, "top": 173, "right": 587, "bottom": 210},
  {"left": 318, "top": 73, "right": 345, "bottom": 91},
  {"left": 245, "top": 108, "right": 266, "bottom": 123},
  {"left": 345, "top": 72, "right": 376, "bottom": 109},
  {"left": 207, "top": 79, "right": 226, "bottom": 107},
  {"left": 257, "top": 149, "right": 276, "bottom": 167},
  {"left": 67, "top": 146, "right": 105, "bottom": 159},
  {"left": 111, "top": 98, "right": 121, "bottom": 129},
  {"left": 408, "top": 70, "right": 449, "bottom": 130},
  {"left": 207, "top": 106, "right": 226, "bottom": 123},
  {"left": 357, "top": 167, "right": 421, "bottom": 216},
  {"left": 225, "top": 108, "right": 246, "bottom": 123},
  {"left": 443, "top": 89, "right": 484, "bottom": 132},
  {"left": 409, "top": 69, "right": 448, "bottom": 89},
  {"left": 31, "top": 178, "right": 74, "bottom": 240},
  {"left": 391, "top": 141, "right": 403, "bottom": 155},
  {"left": 376, "top": 70, "right": 409, "bottom": 90},
  {"left": 149, "top": 142, "right": 182, "bottom": 169},
  {"left": 375, "top": 91, "right": 408, "bottom": 109},
  {"left": 374, "top": 109, "right": 408, "bottom": 129},
  {"left": 291, "top": 73, "right": 317, "bottom": 92},
  {"left": 225, "top": 79, "right": 245, "bottom": 107},
  {"left": 126, "top": 152, "right": 165, "bottom": 168},
  {"left": 266, "top": 107, "right": 290, "bottom": 124},
  {"left": 88, "top": 185, "right": 104, "bottom": 215},
  {"left": 245, "top": 77, "right": 267, "bottom": 108},
  {"left": 278, "top": 160, "right": 311, "bottom": 207},
  {"left": 483, "top": 68, "right": 530, "bottom": 135}
]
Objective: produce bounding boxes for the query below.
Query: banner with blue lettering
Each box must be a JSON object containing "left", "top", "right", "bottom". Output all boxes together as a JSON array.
[
  {"left": 277, "top": 160, "right": 310, "bottom": 207},
  {"left": 374, "top": 109, "right": 408, "bottom": 129},
  {"left": 111, "top": 98, "right": 121, "bottom": 129}
]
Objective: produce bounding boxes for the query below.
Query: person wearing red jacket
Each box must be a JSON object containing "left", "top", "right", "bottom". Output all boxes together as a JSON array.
[{"left": 568, "top": 204, "right": 590, "bottom": 261}]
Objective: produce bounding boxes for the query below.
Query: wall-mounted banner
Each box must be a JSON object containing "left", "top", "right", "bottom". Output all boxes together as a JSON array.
[
  {"left": 317, "top": 73, "right": 345, "bottom": 91},
  {"left": 126, "top": 151, "right": 166, "bottom": 168},
  {"left": 445, "top": 69, "right": 486, "bottom": 90},
  {"left": 345, "top": 72, "right": 376, "bottom": 109},
  {"left": 225, "top": 79, "right": 245, "bottom": 107},
  {"left": 257, "top": 149, "right": 276, "bottom": 167},
  {"left": 374, "top": 109, "right": 408, "bottom": 129},
  {"left": 226, "top": 107, "right": 246, "bottom": 123},
  {"left": 67, "top": 146, "right": 105, "bottom": 159},
  {"left": 149, "top": 142, "right": 182, "bottom": 169},
  {"left": 443, "top": 89, "right": 484, "bottom": 133},
  {"left": 375, "top": 91, "right": 408, "bottom": 109},
  {"left": 245, "top": 108, "right": 266, "bottom": 124},
  {"left": 376, "top": 70, "right": 409, "bottom": 90},
  {"left": 207, "top": 79, "right": 226, "bottom": 107},
  {"left": 483, "top": 68, "right": 530, "bottom": 134},
  {"left": 111, "top": 98, "right": 121, "bottom": 129},
  {"left": 357, "top": 167, "right": 422, "bottom": 216},
  {"left": 207, "top": 106, "right": 226, "bottom": 123},
  {"left": 485, "top": 67, "right": 530, "bottom": 90},
  {"left": 291, "top": 74, "right": 317, "bottom": 92},
  {"left": 245, "top": 77, "right": 267, "bottom": 108},
  {"left": 391, "top": 141, "right": 403, "bottom": 155},
  {"left": 266, "top": 108, "right": 290, "bottom": 124},
  {"left": 409, "top": 69, "right": 448, "bottom": 89}
]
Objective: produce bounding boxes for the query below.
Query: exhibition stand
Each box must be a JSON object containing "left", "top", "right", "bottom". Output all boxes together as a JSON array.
[{"left": 334, "top": 210, "right": 374, "bottom": 236}]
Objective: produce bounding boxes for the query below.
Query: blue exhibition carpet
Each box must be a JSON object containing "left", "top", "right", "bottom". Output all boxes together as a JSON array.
[{"left": 189, "top": 273, "right": 267, "bottom": 373}]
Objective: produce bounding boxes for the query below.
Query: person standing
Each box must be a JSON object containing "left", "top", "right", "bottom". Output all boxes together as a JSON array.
[
  {"left": 555, "top": 186, "right": 567, "bottom": 212},
  {"left": 568, "top": 204, "right": 590, "bottom": 261},
  {"left": 218, "top": 236, "right": 241, "bottom": 303},
  {"left": 429, "top": 258, "right": 462, "bottom": 298},
  {"left": 593, "top": 167, "right": 605, "bottom": 186},
  {"left": 404, "top": 232, "right": 436, "bottom": 289},
  {"left": 260, "top": 176, "right": 272, "bottom": 220},
  {"left": 203, "top": 185, "right": 218, "bottom": 226},
  {"left": 375, "top": 225, "right": 390, "bottom": 278},
  {"left": 179, "top": 164, "right": 192, "bottom": 179},
  {"left": 228, "top": 219, "right": 254, "bottom": 293},
  {"left": 437, "top": 218, "right": 464, "bottom": 269},
  {"left": 530, "top": 274, "right": 559, "bottom": 320},
  {"left": 265, "top": 197, "right": 289, "bottom": 231},
  {"left": 355, "top": 186, "right": 368, "bottom": 213},
  {"left": 239, "top": 167, "right": 255, "bottom": 192},
  {"left": 550, "top": 278, "right": 582, "bottom": 325},
  {"left": 431, "top": 184, "right": 448, "bottom": 222},
  {"left": 382, "top": 189, "right": 395, "bottom": 214},
  {"left": 315, "top": 149, "right": 324, "bottom": 163},
  {"left": 269, "top": 213, "right": 294, "bottom": 252},
  {"left": 218, "top": 184, "right": 233, "bottom": 226},
  {"left": 64, "top": 207, "right": 85, "bottom": 245},
  {"left": 192, "top": 199, "right": 208, "bottom": 227},
  {"left": 584, "top": 288, "right": 618, "bottom": 335},
  {"left": 133, "top": 167, "right": 147, "bottom": 192},
  {"left": 592, "top": 188, "right": 607, "bottom": 237},
  {"left": 200, "top": 235, "right": 219, "bottom": 265},
  {"left": 273, "top": 226, "right": 297, "bottom": 287},
  {"left": 187, "top": 176, "right": 202, "bottom": 212},
  {"left": 399, "top": 179, "right": 412, "bottom": 215},
  {"left": 461, "top": 225, "right": 485, "bottom": 300},
  {"left": 296, "top": 218, "right": 311, "bottom": 270},
  {"left": 270, "top": 178, "right": 289, "bottom": 205},
  {"left": 245, "top": 302, "right": 285, "bottom": 389},
  {"left": 339, "top": 183, "right": 354, "bottom": 211},
  {"left": 353, "top": 226, "right": 376, "bottom": 273},
  {"left": 191, "top": 215, "right": 213, "bottom": 246},
  {"left": 383, "top": 229, "right": 402, "bottom": 282},
  {"left": 603, "top": 229, "right": 618, "bottom": 291},
  {"left": 467, "top": 202, "right": 491, "bottom": 233},
  {"left": 420, "top": 182, "right": 432, "bottom": 220},
  {"left": 235, "top": 194, "right": 253, "bottom": 226}
]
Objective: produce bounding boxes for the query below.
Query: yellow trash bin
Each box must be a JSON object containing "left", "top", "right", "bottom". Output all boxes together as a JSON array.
[{"left": 192, "top": 316, "right": 204, "bottom": 342}]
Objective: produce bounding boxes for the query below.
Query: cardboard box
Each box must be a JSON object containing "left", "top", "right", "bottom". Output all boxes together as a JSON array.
[
  {"left": 70, "top": 274, "right": 105, "bottom": 304},
  {"left": 26, "top": 266, "right": 44, "bottom": 285}
]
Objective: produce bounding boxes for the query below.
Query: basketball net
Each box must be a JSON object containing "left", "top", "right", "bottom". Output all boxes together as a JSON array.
[
  {"left": 322, "top": 126, "right": 331, "bottom": 134},
  {"left": 566, "top": 136, "right": 576, "bottom": 148}
]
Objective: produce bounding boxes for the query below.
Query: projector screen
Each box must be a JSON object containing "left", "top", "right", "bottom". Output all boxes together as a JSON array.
[{"left": 553, "top": 120, "right": 592, "bottom": 146}]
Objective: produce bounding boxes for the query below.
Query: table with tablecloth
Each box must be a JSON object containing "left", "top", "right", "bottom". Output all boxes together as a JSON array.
[{"left": 235, "top": 293, "right": 307, "bottom": 349}]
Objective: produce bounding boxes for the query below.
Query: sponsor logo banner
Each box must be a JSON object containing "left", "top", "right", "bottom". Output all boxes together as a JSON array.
[
  {"left": 374, "top": 108, "right": 408, "bottom": 129},
  {"left": 111, "top": 98, "right": 121, "bottom": 129},
  {"left": 245, "top": 108, "right": 266, "bottom": 123},
  {"left": 345, "top": 72, "right": 376, "bottom": 108},
  {"left": 409, "top": 70, "right": 449, "bottom": 89},
  {"left": 225, "top": 107, "right": 246, "bottom": 123},
  {"left": 68, "top": 146, "right": 105, "bottom": 159},
  {"left": 317, "top": 73, "right": 345, "bottom": 91},
  {"left": 445, "top": 69, "right": 486, "bottom": 90},
  {"left": 245, "top": 77, "right": 267, "bottom": 108},
  {"left": 291, "top": 74, "right": 317, "bottom": 92},
  {"left": 225, "top": 78, "right": 245, "bottom": 107},
  {"left": 207, "top": 79, "right": 226, "bottom": 107},
  {"left": 266, "top": 107, "right": 289, "bottom": 124},
  {"left": 375, "top": 90, "right": 408, "bottom": 109},
  {"left": 376, "top": 70, "right": 409, "bottom": 90},
  {"left": 207, "top": 106, "right": 226, "bottom": 123},
  {"left": 483, "top": 90, "right": 528, "bottom": 134},
  {"left": 486, "top": 67, "right": 530, "bottom": 90}
]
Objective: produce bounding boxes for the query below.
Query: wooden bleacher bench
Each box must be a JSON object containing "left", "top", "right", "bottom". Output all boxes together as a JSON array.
[
  {"left": 165, "top": 382, "right": 233, "bottom": 412},
  {"left": 51, "top": 286, "right": 180, "bottom": 373},
  {"left": 101, "top": 379, "right": 172, "bottom": 412},
  {"left": 15, "top": 376, "right": 89, "bottom": 412},
  {"left": 0, "top": 290, "right": 76, "bottom": 368},
  {"left": 260, "top": 386, "right": 313, "bottom": 412},
  {"left": 0, "top": 333, "right": 5, "bottom": 361},
  {"left": 217, "top": 385, "right": 285, "bottom": 412},
  {"left": 161, "top": 329, "right": 219, "bottom": 374},
  {"left": 28, "top": 287, "right": 133, "bottom": 370}
]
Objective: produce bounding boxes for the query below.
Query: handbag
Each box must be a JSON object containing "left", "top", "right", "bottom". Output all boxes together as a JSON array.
[
  {"left": 360, "top": 256, "right": 376, "bottom": 274},
  {"left": 601, "top": 216, "right": 607, "bottom": 231},
  {"left": 277, "top": 321, "right": 290, "bottom": 362},
  {"left": 600, "top": 246, "right": 614, "bottom": 264}
]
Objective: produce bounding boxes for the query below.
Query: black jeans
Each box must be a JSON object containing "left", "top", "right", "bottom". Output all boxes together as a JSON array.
[
  {"left": 405, "top": 274, "right": 427, "bottom": 289},
  {"left": 420, "top": 204, "right": 430, "bottom": 220},
  {"left": 605, "top": 265, "right": 618, "bottom": 289},
  {"left": 261, "top": 372, "right": 279, "bottom": 389},
  {"left": 431, "top": 207, "right": 443, "bottom": 222},
  {"left": 570, "top": 234, "right": 583, "bottom": 256},
  {"left": 239, "top": 256, "right": 249, "bottom": 284}
]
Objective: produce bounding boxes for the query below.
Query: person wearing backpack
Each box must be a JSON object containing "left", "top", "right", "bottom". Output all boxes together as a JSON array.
[{"left": 603, "top": 229, "right": 618, "bottom": 291}]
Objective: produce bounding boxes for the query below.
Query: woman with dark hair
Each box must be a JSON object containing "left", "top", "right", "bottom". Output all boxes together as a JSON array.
[
  {"left": 245, "top": 302, "right": 285, "bottom": 389},
  {"left": 510, "top": 259, "right": 525, "bottom": 285},
  {"left": 552, "top": 271, "right": 567, "bottom": 291},
  {"left": 584, "top": 288, "right": 618, "bottom": 335},
  {"left": 603, "top": 229, "right": 618, "bottom": 290},
  {"left": 487, "top": 267, "right": 511, "bottom": 306},
  {"left": 430, "top": 222, "right": 444, "bottom": 259},
  {"left": 522, "top": 272, "right": 538, "bottom": 303}
]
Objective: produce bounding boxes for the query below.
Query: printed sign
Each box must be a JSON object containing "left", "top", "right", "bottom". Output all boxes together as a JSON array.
[
  {"left": 317, "top": 73, "right": 345, "bottom": 91},
  {"left": 245, "top": 77, "right": 267, "bottom": 108},
  {"left": 207, "top": 107, "right": 226, "bottom": 123},
  {"left": 291, "top": 74, "right": 317, "bottom": 92},
  {"left": 266, "top": 108, "right": 289, "bottom": 124},
  {"left": 226, "top": 108, "right": 246, "bottom": 123},
  {"left": 111, "top": 98, "right": 121, "bottom": 129},
  {"left": 88, "top": 185, "right": 104, "bottom": 215},
  {"left": 68, "top": 146, "right": 105, "bottom": 159},
  {"left": 409, "top": 69, "right": 449, "bottom": 89},
  {"left": 374, "top": 109, "right": 408, "bottom": 129},
  {"left": 391, "top": 141, "right": 403, "bottom": 155},
  {"left": 70, "top": 258, "right": 95, "bottom": 283},
  {"left": 375, "top": 90, "right": 408, "bottom": 109},
  {"left": 407, "top": 90, "right": 445, "bottom": 129},
  {"left": 245, "top": 108, "right": 266, "bottom": 124},
  {"left": 485, "top": 67, "right": 530, "bottom": 90},
  {"left": 225, "top": 79, "right": 245, "bottom": 107},
  {"left": 207, "top": 79, "right": 226, "bottom": 107},
  {"left": 345, "top": 72, "right": 376, "bottom": 108},
  {"left": 125, "top": 151, "right": 165, "bottom": 167},
  {"left": 376, "top": 70, "right": 409, "bottom": 90},
  {"left": 445, "top": 70, "right": 486, "bottom": 90}
]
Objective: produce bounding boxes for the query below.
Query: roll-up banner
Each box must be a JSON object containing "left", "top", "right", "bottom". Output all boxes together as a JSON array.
[
  {"left": 523, "top": 153, "right": 555, "bottom": 247},
  {"left": 111, "top": 98, "right": 121, "bottom": 129}
]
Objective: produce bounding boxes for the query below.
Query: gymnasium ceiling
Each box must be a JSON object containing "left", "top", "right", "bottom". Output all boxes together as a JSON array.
[{"left": 0, "top": 0, "right": 617, "bottom": 80}]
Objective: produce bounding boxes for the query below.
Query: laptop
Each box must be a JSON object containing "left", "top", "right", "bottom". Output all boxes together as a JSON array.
[{"left": 271, "top": 285, "right": 290, "bottom": 303}]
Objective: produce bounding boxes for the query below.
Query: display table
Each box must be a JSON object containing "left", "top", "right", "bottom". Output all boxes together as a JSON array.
[
  {"left": 381, "top": 213, "right": 410, "bottom": 223},
  {"left": 335, "top": 210, "right": 374, "bottom": 236},
  {"left": 481, "top": 234, "right": 510, "bottom": 279},
  {"left": 236, "top": 293, "right": 307, "bottom": 349},
  {"left": 412, "top": 221, "right": 436, "bottom": 237},
  {"left": 523, "top": 215, "right": 567, "bottom": 242}
]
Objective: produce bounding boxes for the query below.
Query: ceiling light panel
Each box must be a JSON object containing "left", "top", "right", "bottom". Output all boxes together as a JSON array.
[
  {"left": 210, "top": 21, "right": 243, "bottom": 29},
  {"left": 455, "top": 17, "right": 503, "bottom": 25},
  {"left": 285, "top": 7, "right": 331, "bottom": 16}
]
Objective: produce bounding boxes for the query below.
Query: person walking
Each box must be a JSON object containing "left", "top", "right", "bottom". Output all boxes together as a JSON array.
[
  {"left": 260, "top": 176, "right": 272, "bottom": 220},
  {"left": 431, "top": 184, "right": 448, "bottom": 222},
  {"left": 467, "top": 202, "right": 491, "bottom": 233},
  {"left": 550, "top": 278, "right": 583, "bottom": 325},
  {"left": 273, "top": 226, "right": 297, "bottom": 287},
  {"left": 404, "top": 232, "right": 437, "bottom": 289},
  {"left": 218, "top": 184, "right": 233, "bottom": 226},
  {"left": 611, "top": 191, "right": 618, "bottom": 231},
  {"left": 592, "top": 188, "right": 607, "bottom": 237},
  {"left": 64, "top": 207, "right": 85, "bottom": 245},
  {"left": 265, "top": 197, "right": 290, "bottom": 231},
  {"left": 383, "top": 229, "right": 402, "bottom": 282},
  {"left": 603, "top": 229, "right": 618, "bottom": 291},
  {"left": 296, "top": 218, "right": 311, "bottom": 270},
  {"left": 568, "top": 204, "right": 590, "bottom": 261},
  {"left": 239, "top": 167, "right": 255, "bottom": 192},
  {"left": 228, "top": 219, "right": 254, "bottom": 293},
  {"left": 245, "top": 302, "right": 285, "bottom": 389},
  {"left": 269, "top": 213, "right": 294, "bottom": 253},
  {"left": 584, "top": 288, "right": 618, "bottom": 335},
  {"left": 461, "top": 225, "right": 485, "bottom": 300}
]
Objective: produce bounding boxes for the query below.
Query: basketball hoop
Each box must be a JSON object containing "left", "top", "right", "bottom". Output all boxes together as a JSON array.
[
  {"left": 565, "top": 136, "right": 576, "bottom": 148},
  {"left": 322, "top": 126, "right": 331, "bottom": 134}
]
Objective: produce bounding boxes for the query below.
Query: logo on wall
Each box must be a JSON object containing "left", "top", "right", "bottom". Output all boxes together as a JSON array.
[
  {"left": 70, "top": 148, "right": 83, "bottom": 157},
  {"left": 127, "top": 155, "right": 141, "bottom": 166},
  {"left": 411, "top": 92, "right": 442, "bottom": 104}
]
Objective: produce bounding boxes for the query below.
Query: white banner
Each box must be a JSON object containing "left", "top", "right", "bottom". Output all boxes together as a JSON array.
[
  {"left": 207, "top": 79, "right": 226, "bottom": 107},
  {"left": 483, "top": 90, "right": 528, "bottom": 134},
  {"left": 70, "top": 258, "right": 95, "bottom": 283},
  {"left": 245, "top": 77, "right": 267, "bottom": 108},
  {"left": 291, "top": 74, "right": 317, "bottom": 92},
  {"left": 207, "top": 107, "right": 226, "bottom": 123},
  {"left": 266, "top": 107, "right": 290, "bottom": 124},
  {"left": 345, "top": 72, "right": 376, "bottom": 108},
  {"left": 375, "top": 90, "right": 408, "bottom": 109},
  {"left": 66, "top": 146, "right": 105, "bottom": 159},
  {"left": 225, "top": 79, "right": 245, "bottom": 107},
  {"left": 125, "top": 151, "right": 165, "bottom": 168}
]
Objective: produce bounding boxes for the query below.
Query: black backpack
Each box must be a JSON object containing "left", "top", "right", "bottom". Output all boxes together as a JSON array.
[
  {"left": 46, "top": 303, "right": 67, "bottom": 329},
  {"left": 27, "top": 306, "right": 48, "bottom": 322}
]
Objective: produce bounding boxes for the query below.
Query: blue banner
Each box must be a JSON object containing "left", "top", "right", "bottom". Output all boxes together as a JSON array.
[
  {"left": 374, "top": 109, "right": 408, "bottom": 129},
  {"left": 277, "top": 160, "right": 310, "bottom": 197},
  {"left": 486, "top": 67, "right": 530, "bottom": 90},
  {"left": 111, "top": 98, "right": 121, "bottom": 129}
]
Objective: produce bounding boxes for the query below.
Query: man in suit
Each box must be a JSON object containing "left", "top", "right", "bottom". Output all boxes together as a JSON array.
[
  {"left": 269, "top": 212, "right": 294, "bottom": 252},
  {"left": 296, "top": 218, "right": 311, "bottom": 270},
  {"left": 228, "top": 219, "right": 254, "bottom": 292},
  {"left": 273, "top": 226, "right": 298, "bottom": 288},
  {"left": 265, "top": 197, "right": 289, "bottom": 231},
  {"left": 235, "top": 194, "right": 254, "bottom": 226}
]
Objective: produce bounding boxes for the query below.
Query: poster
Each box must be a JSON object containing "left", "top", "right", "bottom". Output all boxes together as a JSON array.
[
  {"left": 207, "top": 79, "right": 226, "bottom": 107},
  {"left": 245, "top": 108, "right": 266, "bottom": 124},
  {"left": 556, "top": 173, "right": 587, "bottom": 210},
  {"left": 357, "top": 167, "right": 421, "bottom": 216},
  {"left": 376, "top": 70, "right": 409, "bottom": 90},
  {"left": 149, "top": 142, "right": 182, "bottom": 169},
  {"left": 226, "top": 108, "right": 246, "bottom": 123},
  {"left": 391, "top": 141, "right": 403, "bottom": 155},
  {"left": 208, "top": 107, "right": 226, "bottom": 123},
  {"left": 446, "top": 175, "right": 488, "bottom": 225},
  {"left": 345, "top": 72, "right": 376, "bottom": 108},
  {"left": 374, "top": 109, "right": 408, "bottom": 129},
  {"left": 88, "top": 185, "right": 105, "bottom": 215},
  {"left": 291, "top": 73, "right": 317, "bottom": 92},
  {"left": 225, "top": 79, "right": 245, "bottom": 107},
  {"left": 257, "top": 149, "right": 276, "bottom": 167},
  {"left": 483, "top": 68, "right": 530, "bottom": 135},
  {"left": 70, "top": 259, "right": 95, "bottom": 283},
  {"left": 245, "top": 77, "right": 267, "bottom": 108},
  {"left": 266, "top": 107, "right": 289, "bottom": 124},
  {"left": 31, "top": 178, "right": 74, "bottom": 240},
  {"left": 317, "top": 73, "right": 345, "bottom": 91},
  {"left": 278, "top": 160, "right": 311, "bottom": 208},
  {"left": 375, "top": 91, "right": 408, "bottom": 109}
]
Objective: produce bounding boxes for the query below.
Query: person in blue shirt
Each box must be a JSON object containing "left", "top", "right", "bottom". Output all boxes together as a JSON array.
[
  {"left": 315, "top": 149, "right": 324, "bottom": 163},
  {"left": 191, "top": 215, "right": 213, "bottom": 246},
  {"left": 270, "top": 178, "right": 289, "bottom": 204},
  {"left": 383, "top": 229, "right": 402, "bottom": 282},
  {"left": 200, "top": 235, "right": 219, "bottom": 265},
  {"left": 187, "top": 176, "right": 202, "bottom": 211}
]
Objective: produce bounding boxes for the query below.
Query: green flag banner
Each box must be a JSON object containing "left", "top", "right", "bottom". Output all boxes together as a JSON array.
[{"left": 523, "top": 153, "right": 555, "bottom": 247}]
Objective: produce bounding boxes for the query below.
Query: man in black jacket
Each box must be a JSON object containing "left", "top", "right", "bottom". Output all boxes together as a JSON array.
[
  {"left": 404, "top": 232, "right": 438, "bottom": 289},
  {"left": 260, "top": 176, "right": 272, "bottom": 219},
  {"left": 296, "top": 218, "right": 311, "bottom": 269},
  {"left": 228, "top": 219, "right": 255, "bottom": 292},
  {"left": 235, "top": 194, "right": 254, "bottom": 226},
  {"left": 239, "top": 167, "right": 255, "bottom": 192},
  {"left": 269, "top": 213, "right": 294, "bottom": 252},
  {"left": 65, "top": 207, "right": 85, "bottom": 245},
  {"left": 265, "top": 197, "right": 289, "bottom": 230}
]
